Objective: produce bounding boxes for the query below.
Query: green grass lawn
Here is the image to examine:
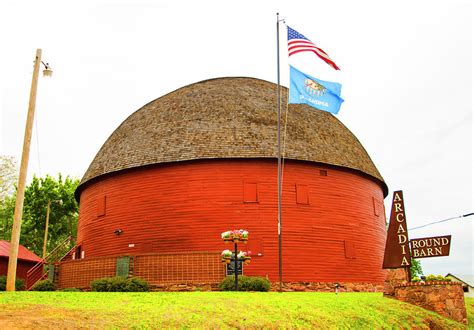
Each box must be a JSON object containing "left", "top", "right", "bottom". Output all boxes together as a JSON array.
[{"left": 0, "top": 292, "right": 471, "bottom": 329}]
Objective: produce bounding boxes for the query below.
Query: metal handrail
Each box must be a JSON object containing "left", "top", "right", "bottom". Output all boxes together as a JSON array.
[{"left": 26, "top": 235, "right": 75, "bottom": 290}]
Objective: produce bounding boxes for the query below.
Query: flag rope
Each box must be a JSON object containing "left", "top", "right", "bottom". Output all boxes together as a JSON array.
[{"left": 280, "top": 89, "right": 290, "bottom": 192}]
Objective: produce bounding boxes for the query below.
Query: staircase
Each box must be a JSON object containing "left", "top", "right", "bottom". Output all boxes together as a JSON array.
[{"left": 26, "top": 236, "right": 76, "bottom": 290}]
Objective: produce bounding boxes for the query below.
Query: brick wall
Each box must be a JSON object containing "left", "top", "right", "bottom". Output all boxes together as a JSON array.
[
  {"left": 56, "top": 252, "right": 223, "bottom": 289},
  {"left": 134, "top": 252, "right": 224, "bottom": 284},
  {"left": 57, "top": 256, "right": 117, "bottom": 289}
]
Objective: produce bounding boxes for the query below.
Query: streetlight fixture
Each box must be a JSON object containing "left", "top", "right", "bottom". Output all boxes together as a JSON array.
[
  {"left": 43, "top": 199, "right": 63, "bottom": 259},
  {"left": 6, "top": 49, "right": 52, "bottom": 291},
  {"left": 42, "top": 62, "right": 53, "bottom": 78}
]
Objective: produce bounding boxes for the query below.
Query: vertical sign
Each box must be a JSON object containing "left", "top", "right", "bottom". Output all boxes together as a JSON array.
[{"left": 382, "top": 191, "right": 411, "bottom": 268}]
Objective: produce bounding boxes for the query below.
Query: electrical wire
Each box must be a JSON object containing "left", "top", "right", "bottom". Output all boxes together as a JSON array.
[{"left": 409, "top": 213, "right": 473, "bottom": 231}]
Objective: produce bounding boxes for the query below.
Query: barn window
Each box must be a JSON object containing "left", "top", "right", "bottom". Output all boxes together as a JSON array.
[
  {"left": 344, "top": 240, "right": 356, "bottom": 259},
  {"left": 243, "top": 182, "right": 258, "bottom": 203},
  {"left": 373, "top": 197, "right": 380, "bottom": 216},
  {"left": 296, "top": 184, "right": 309, "bottom": 205},
  {"left": 73, "top": 244, "right": 82, "bottom": 260},
  {"left": 319, "top": 170, "right": 328, "bottom": 176},
  {"left": 97, "top": 195, "right": 106, "bottom": 217}
]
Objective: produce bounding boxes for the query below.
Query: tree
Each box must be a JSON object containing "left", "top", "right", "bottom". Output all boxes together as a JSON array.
[
  {"left": 411, "top": 258, "right": 423, "bottom": 278},
  {"left": 0, "top": 156, "right": 18, "bottom": 240},
  {"left": 2, "top": 174, "right": 80, "bottom": 256},
  {"left": 0, "top": 156, "right": 18, "bottom": 201}
]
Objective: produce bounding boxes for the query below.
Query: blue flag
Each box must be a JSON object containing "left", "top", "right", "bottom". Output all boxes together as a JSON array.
[{"left": 289, "top": 65, "right": 344, "bottom": 114}]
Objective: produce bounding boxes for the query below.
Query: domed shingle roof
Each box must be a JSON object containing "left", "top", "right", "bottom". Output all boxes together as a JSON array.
[{"left": 78, "top": 77, "right": 387, "bottom": 195}]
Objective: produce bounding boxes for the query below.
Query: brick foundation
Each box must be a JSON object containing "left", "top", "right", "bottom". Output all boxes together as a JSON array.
[
  {"left": 56, "top": 252, "right": 224, "bottom": 289},
  {"left": 393, "top": 282, "right": 467, "bottom": 324}
]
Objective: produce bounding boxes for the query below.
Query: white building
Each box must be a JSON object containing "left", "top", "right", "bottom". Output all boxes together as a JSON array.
[{"left": 446, "top": 273, "right": 474, "bottom": 298}]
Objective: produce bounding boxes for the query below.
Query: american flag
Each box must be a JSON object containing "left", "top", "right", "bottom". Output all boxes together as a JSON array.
[{"left": 287, "top": 26, "right": 340, "bottom": 71}]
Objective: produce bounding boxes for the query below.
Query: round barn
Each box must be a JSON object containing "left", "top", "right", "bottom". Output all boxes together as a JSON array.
[{"left": 74, "top": 77, "right": 388, "bottom": 288}]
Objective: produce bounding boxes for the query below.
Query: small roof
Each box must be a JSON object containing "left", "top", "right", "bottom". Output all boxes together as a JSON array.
[
  {"left": 0, "top": 240, "right": 42, "bottom": 263},
  {"left": 446, "top": 273, "right": 474, "bottom": 287}
]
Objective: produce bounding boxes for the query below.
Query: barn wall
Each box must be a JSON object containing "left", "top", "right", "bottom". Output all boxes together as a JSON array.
[
  {"left": 77, "top": 159, "right": 387, "bottom": 284},
  {"left": 0, "top": 257, "right": 36, "bottom": 280},
  {"left": 0, "top": 258, "right": 7, "bottom": 277}
]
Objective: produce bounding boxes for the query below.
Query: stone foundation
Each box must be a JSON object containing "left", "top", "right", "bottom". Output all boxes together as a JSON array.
[
  {"left": 150, "top": 282, "right": 220, "bottom": 292},
  {"left": 393, "top": 282, "right": 467, "bottom": 324},
  {"left": 270, "top": 282, "right": 384, "bottom": 292},
  {"left": 384, "top": 268, "right": 467, "bottom": 324},
  {"left": 147, "top": 281, "right": 385, "bottom": 292},
  {"left": 383, "top": 268, "right": 409, "bottom": 296}
]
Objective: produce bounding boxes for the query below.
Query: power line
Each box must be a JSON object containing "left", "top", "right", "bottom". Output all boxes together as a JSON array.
[{"left": 409, "top": 213, "right": 473, "bottom": 231}]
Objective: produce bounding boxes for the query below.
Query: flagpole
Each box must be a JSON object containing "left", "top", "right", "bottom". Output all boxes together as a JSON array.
[{"left": 276, "top": 12, "right": 283, "bottom": 293}]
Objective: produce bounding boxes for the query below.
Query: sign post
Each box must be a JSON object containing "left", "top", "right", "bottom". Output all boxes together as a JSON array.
[
  {"left": 382, "top": 191, "right": 411, "bottom": 272},
  {"left": 383, "top": 190, "right": 454, "bottom": 283}
]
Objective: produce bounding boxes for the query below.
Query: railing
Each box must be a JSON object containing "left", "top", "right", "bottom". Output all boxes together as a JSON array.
[{"left": 26, "top": 236, "right": 75, "bottom": 290}]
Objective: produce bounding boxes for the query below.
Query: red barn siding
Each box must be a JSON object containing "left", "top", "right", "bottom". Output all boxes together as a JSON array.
[
  {"left": 77, "top": 159, "right": 387, "bottom": 284},
  {"left": 0, "top": 257, "right": 37, "bottom": 280}
]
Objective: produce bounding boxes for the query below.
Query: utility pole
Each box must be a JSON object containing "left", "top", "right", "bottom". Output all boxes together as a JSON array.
[
  {"left": 42, "top": 200, "right": 51, "bottom": 259},
  {"left": 42, "top": 199, "right": 62, "bottom": 258},
  {"left": 6, "top": 49, "right": 45, "bottom": 291}
]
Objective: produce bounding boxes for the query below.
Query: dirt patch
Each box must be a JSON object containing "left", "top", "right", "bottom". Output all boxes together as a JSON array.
[{"left": 0, "top": 305, "right": 114, "bottom": 329}]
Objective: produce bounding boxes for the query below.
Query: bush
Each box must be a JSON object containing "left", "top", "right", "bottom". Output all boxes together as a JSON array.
[
  {"left": 31, "top": 279, "right": 56, "bottom": 291},
  {"left": 61, "top": 287, "right": 81, "bottom": 292},
  {"left": 0, "top": 276, "right": 25, "bottom": 291},
  {"left": 219, "top": 276, "right": 271, "bottom": 292},
  {"left": 424, "top": 274, "right": 451, "bottom": 282},
  {"left": 124, "top": 277, "right": 149, "bottom": 292},
  {"left": 90, "top": 277, "right": 149, "bottom": 292}
]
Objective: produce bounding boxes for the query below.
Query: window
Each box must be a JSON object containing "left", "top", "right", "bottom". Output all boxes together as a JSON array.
[
  {"left": 296, "top": 184, "right": 309, "bottom": 205},
  {"left": 319, "top": 170, "right": 328, "bottom": 176},
  {"left": 373, "top": 197, "right": 381, "bottom": 217},
  {"left": 344, "top": 240, "right": 356, "bottom": 259},
  {"left": 243, "top": 182, "right": 258, "bottom": 203},
  {"left": 97, "top": 195, "right": 106, "bottom": 217}
]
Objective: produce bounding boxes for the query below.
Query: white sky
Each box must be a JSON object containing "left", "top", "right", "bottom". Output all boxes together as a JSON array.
[{"left": 0, "top": 0, "right": 472, "bottom": 276}]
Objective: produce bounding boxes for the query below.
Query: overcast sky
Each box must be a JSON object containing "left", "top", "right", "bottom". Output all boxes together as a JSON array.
[{"left": 0, "top": 0, "right": 472, "bottom": 276}]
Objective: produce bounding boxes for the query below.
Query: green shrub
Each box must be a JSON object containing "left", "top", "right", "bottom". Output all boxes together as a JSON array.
[
  {"left": 425, "top": 274, "right": 436, "bottom": 282},
  {"left": 90, "top": 277, "right": 149, "bottom": 292},
  {"left": 0, "top": 276, "right": 25, "bottom": 291},
  {"left": 90, "top": 278, "right": 110, "bottom": 292},
  {"left": 31, "top": 279, "right": 56, "bottom": 291},
  {"left": 61, "top": 287, "right": 81, "bottom": 292},
  {"left": 436, "top": 275, "right": 450, "bottom": 281},
  {"left": 124, "top": 277, "right": 149, "bottom": 292},
  {"left": 411, "top": 276, "right": 420, "bottom": 283},
  {"left": 219, "top": 276, "right": 271, "bottom": 292},
  {"left": 424, "top": 274, "right": 451, "bottom": 282}
]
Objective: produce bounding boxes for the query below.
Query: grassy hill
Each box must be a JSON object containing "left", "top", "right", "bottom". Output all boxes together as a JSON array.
[{"left": 0, "top": 292, "right": 471, "bottom": 328}]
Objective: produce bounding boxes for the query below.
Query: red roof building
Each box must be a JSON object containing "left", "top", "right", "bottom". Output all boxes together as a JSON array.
[{"left": 0, "top": 240, "right": 42, "bottom": 280}]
